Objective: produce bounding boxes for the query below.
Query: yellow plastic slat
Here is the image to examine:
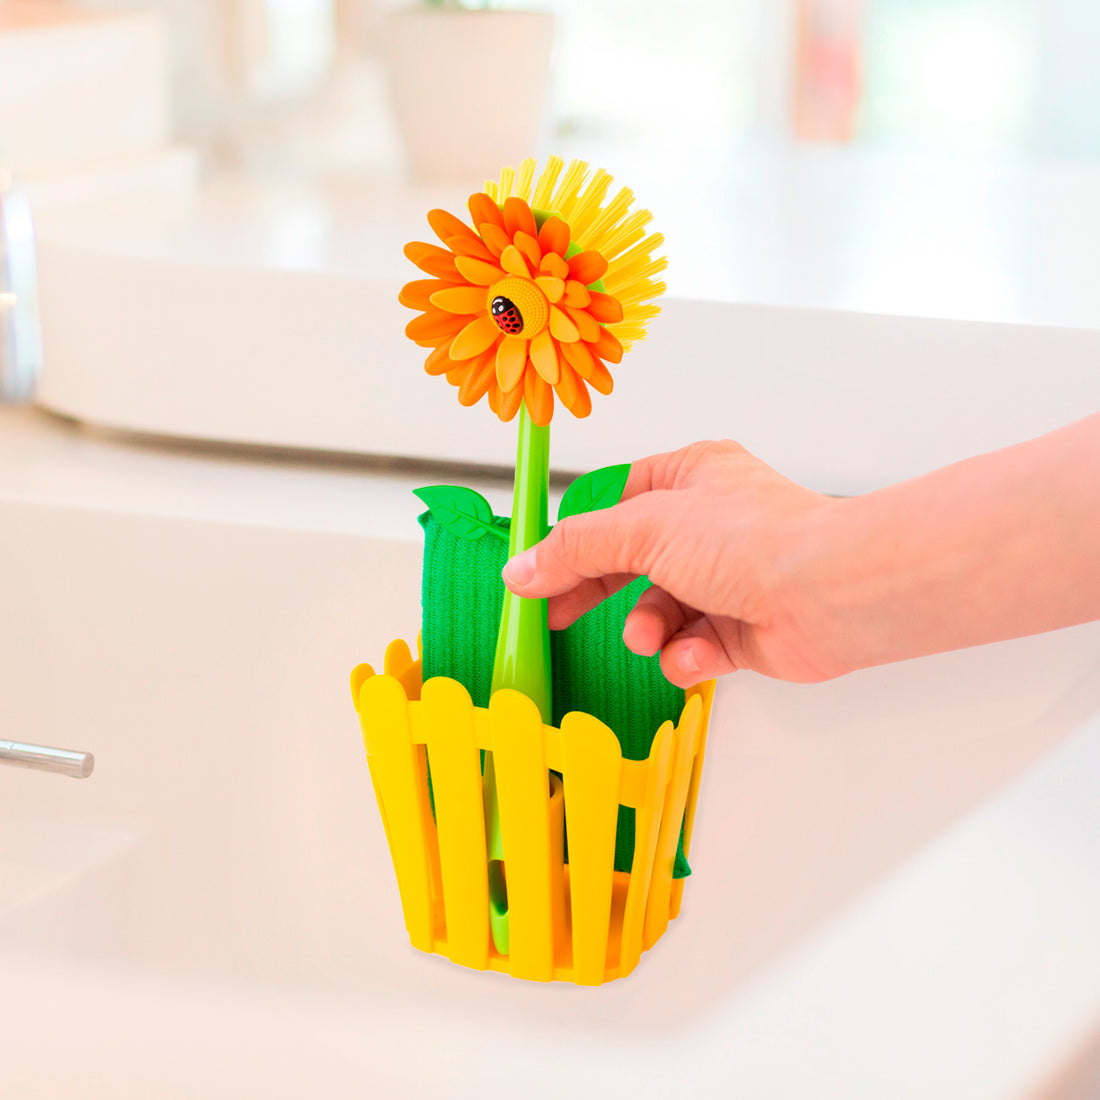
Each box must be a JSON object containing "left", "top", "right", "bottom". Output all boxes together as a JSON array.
[
  {"left": 644, "top": 695, "right": 703, "bottom": 948},
  {"left": 384, "top": 637, "right": 422, "bottom": 702},
  {"left": 560, "top": 711, "right": 622, "bottom": 985},
  {"left": 618, "top": 720, "right": 674, "bottom": 977},
  {"left": 359, "top": 675, "right": 434, "bottom": 951},
  {"left": 353, "top": 664, "right": 393, "bottom": 845},
  {"left": 617, "top": 759, "right": 649, "bottom": 808},
  {"left": 350, "top": 663, "right": 375, "bottom": 709},
  {"left": 671, "top": 680, "right": 715, "bottom": 918},
  {"left": 489, "top": 689, "right": 555, "bottom": 981},
  {"left": 421, "top": 678, "right": 490, "bottom": 970}
]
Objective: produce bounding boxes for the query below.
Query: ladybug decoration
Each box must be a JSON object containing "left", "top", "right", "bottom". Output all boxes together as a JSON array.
[{"left": 491, "top": 295, "right": 523, "bottom": 335}]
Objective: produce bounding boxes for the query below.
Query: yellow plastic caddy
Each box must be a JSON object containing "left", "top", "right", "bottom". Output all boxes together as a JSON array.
[{"left": 351, "top": 637, "right": 714, "bottom": 986}]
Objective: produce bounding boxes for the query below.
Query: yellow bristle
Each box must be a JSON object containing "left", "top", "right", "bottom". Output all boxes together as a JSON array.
[
  {"left": 623, "top": 302, "right": 662, "bottom": 321},
  {"left": 513, "top": 157, "right": 537, "bottom": 203},
  {"left": 614, "top": 278, "right": 666, "bottom": 307},
  {"left": 530, "top": 156, "right": 564, "bottom": 210},
  {"left": 608, "top": 232, "right": 665, "bottom": 275},
  {"left": 610, "top": 322, "right": 650, "bottom": 348},
  {"left": 610, "top": 322, "right": 639, "bottom": 341},
  {"left": 568, "top": 170, "right": 613, "bottom": 242},
  {"left": 550, "top": 159, "right": 590, "bottom": 222},
  {"left": 484, "top": 178, "right": 500, "bottom": 202},
  {"left": 497, "top": 165, "right": 516, "bottom": 200},
  {"left": 597, "top": 208, "right": 654, "bottom": 260},
  {"left": 583, "top": 187, "right": 634, "bottom": 252},
  {"left": 604, "top": 255, "right": 668, "bottom": 294}
]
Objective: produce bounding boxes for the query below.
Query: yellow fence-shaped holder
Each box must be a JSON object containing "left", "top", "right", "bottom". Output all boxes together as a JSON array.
[{"left": 351, "top": 637, "right": 715, "bottom": 985}]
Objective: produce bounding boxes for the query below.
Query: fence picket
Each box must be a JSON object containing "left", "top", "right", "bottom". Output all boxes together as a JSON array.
[
  {"left": 644, "top": 696, "right": 702, "bottom": 948},
  {"left": 422, "top": 678, "right": 490, "bottom": 969},
  {"left": 359, "top": 674, "right": 434, "bottom": 951},
  {"left": 490, "top": 689, "right": 555, "bottom": 981},
  {"left": 618, "top": 721, "right": 674, "bottom": 976},
  {"left": 560, "top": 712, "right": 622, "bottom": 985}
]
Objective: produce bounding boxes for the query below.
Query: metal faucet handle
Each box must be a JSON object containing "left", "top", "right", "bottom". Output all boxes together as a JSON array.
[
  {"left": 0, "top": 740, "right": 94, "bottom": 779},
  {"left": 0, "top": 172, "right": 42, "bottom": 405}
]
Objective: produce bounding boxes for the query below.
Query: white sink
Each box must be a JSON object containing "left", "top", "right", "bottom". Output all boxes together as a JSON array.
[{"left": 1, "top": 410, "right": 1098, "bottom": 1097}]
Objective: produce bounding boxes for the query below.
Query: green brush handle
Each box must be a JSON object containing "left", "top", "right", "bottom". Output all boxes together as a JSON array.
[{"left": 485, "top": 404, "right": 551, "bottom": 955}]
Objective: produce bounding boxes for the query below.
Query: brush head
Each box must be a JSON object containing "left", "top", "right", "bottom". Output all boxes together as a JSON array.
[{"left": 400, "top": 156, "right": 666, "bottom": 426}]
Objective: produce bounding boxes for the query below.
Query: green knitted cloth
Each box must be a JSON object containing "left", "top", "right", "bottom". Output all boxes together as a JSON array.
[{"left": 419, "top": 511, "right": 690, "bottom": 878}]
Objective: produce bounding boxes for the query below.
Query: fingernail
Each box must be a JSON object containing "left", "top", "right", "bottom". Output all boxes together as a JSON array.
[
  {"left": 681, "top": 643, "right": 700, "bottom": 674},
  {"left": 503, "top": 549, "right": 536, "bottom": 587}
]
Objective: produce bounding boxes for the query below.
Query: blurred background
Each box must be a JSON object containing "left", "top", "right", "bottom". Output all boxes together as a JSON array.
[
  {"left": 5, "top": 0, "right": 1100, "bottom": 188},
  {"left": 4, "top": 0, "right": 1100, "bottom": 458}
]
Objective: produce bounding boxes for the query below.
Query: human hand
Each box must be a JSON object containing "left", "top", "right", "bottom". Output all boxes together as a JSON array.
[{"left": 502, "top": 440, "right": 846, "bottom": 687}]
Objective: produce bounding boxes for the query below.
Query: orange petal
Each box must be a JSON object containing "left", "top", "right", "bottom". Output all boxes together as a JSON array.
[
  {"left": 561, "top": 338, "right": 596, "bottom": 380},
  {"left": 457, "top": 349, "right": 496, "bottom": 407},
  {"left": 493, "top": 382, "right": 524, "bottom": 422},
  {"left": 587, "top": 357, "right": 615, "bottom": 395},
  {"left": 430, "top": 285, "right": 488, "bottom": 314},
  {"left": 537, "top": 215, "right": 570, "bottom": 259},
  {"left": 450, "top": 315, "right": 501, "bottom": 360},
  {"left": 561, "top": 280, "right": 592, "bottom": 308},
  {"left": 455, "top": 256, "right": 506, "bottom": 286},
  {"left": 594, "top": 326, "right": 624, "bottom": 364},
  {"left": 567, "top": 250, "right": 608, "bottom": 286},
  {"left": 447, "top": 235, "right": 496, "bottom": 262},
  {"left": 404, "top": 241, "right": 459, "bottom": 280},
  {"left": 513, "top": 231, "right": 541, "bottom": 270},
  {"left": 468, "top": 192, "right": 504, "bottom": 231},
  {"left": 446, "top": 362, "right": 469, "bottom": 387},
  {"left": 535, "top": 276, "right": 564, "bottom": 303},
  {"left": 406, "top": 310, "right": 468, "bottom": 346},
  {"left": 500, "top": 244, "right": 530, "bottom": 278},
  {"left": 529, "top": 330, "right": 560, "bottom": 385},
  {"left": 428, "top": 208, "right": 476, "bottom": 245},
  {"left": 554, "top": 360, "right": 592, "bottom": 419},
  {"left": 524, "top": 369, "right": 555, "bottom": 427},
  {"left": 425, "top": 343, "right": 455, "bottom": 376},
  {"left": 495, "top": 336, "right": 528, "bottom": 392},
  {"left": 399, "top": 278, "right": 456, "bottom": 311},
  {"left": 549, "top": 305, "right": 579, "bottom": 343},
  {"left": 539, "top": 254, "right": 570, "bottom": 280},
  {"left": 479, "top": 223, "right": 511, "bottom": 257},
  {"left": 566, "top": 306, "right": 601, "bottom": 343},
  {"left": 587, "top": 291, "right": 623, "bottom": 323},
  {"left": 503, "top": 196, "right": 537, "bottom": 240}
]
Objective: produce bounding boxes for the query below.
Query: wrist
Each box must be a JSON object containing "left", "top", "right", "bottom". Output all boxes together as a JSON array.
[{"left": 769, "top": 494, "right": 869, "bottom": 680}]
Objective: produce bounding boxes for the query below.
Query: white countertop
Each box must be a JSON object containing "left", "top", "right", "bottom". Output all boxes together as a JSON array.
[{"left": 0, "top": 408, "right": 522, "bottom": 541}]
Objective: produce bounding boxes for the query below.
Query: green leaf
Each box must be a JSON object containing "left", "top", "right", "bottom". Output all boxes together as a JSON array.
[
  {"left": 414, "top": 485, "right": 507, "bottom": 542},
  {"left": 557, "top": 463, "right": 631, "bottom": 521}
]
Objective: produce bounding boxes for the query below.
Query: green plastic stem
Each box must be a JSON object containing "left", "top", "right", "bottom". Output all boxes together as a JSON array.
[
  {"left": 484, "top": 404, "right": 552, "bottom": 956},
  {"left": 491, "top": 405, "right": 552, "bottom": 717}
]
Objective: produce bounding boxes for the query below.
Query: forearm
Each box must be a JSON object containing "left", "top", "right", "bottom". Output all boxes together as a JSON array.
[{"left": 789, "top": 413, "right": 1100, "bottom": 672}]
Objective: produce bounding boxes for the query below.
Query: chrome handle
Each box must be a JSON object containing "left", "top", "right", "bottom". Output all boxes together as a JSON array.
[{"left": 0, "top": 740, "right": 94, "bottom": 778}]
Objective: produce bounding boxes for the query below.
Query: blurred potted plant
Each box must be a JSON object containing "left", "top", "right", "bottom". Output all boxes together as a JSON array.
[{"left": 383, "top": 1, "right": 554, "bottom": 181}]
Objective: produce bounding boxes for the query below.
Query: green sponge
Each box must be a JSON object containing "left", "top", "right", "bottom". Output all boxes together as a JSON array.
[{"left": 419, "top": 510, "right": 690, "bottom": 878}]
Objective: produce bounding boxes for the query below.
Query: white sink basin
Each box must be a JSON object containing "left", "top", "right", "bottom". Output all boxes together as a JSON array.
[{"left": 1, "top": 410, "right": 1098, "bottom": 1097}]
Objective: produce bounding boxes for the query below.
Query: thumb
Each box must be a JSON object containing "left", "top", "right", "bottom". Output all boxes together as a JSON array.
[{"left": 502, "top": 495, "right": 664, "bottom": 598}]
